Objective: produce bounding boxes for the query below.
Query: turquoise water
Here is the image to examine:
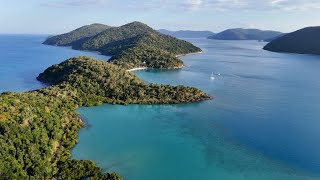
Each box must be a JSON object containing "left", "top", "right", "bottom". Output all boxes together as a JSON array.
[{"left": 1, "top": 35, "right": 320, "bottom": 179}]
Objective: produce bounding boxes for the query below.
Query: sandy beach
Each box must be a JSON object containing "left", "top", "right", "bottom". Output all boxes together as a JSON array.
[
  {"left": 127, "top": 67, "right": 148, "bottom": 72},
  {"left": 127, "top": 51, "right": 201, "bottom": 72}
]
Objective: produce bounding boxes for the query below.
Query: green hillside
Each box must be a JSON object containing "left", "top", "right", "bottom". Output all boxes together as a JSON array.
[
  {"left": 0, "top": 56, "right": 211, "bottom": 179},
  {"left": 43, "top": 23, "right": 111, "bottom": 46},
  {"left": 43, "top": 22, "right": 202, "bottom": 69}
]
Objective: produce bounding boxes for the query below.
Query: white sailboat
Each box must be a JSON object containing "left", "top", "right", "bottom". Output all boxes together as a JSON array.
[{"left": 210, "top": 72, "right": 215, "bottom": 80}]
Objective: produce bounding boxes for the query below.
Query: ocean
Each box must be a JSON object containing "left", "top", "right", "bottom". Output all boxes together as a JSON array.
[{"left": 1, "top": 35, "right": 320, "bottom": 179}]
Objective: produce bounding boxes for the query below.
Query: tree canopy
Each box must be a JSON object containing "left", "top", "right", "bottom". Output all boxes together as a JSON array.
[
  {"left": 0, "top": 56, "right": 211, "bottom": 179},
  {"left": 43, "top": 21, "right": 202, "bottom": 69},
  {"left": 43, "top": 23, "right": 111, "bottom": 46}
]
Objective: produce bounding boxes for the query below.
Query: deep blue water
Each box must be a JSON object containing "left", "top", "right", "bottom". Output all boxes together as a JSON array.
[
  {"left": 1, "top": 35, "right": 320, "bottom": 179},
  {"left": 0, "top": 34, "right": 109, "bottom": 92}
]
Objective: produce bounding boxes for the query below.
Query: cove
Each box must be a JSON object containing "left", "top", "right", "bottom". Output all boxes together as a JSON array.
[
  {"left": 73, "top": 39, "right": 320, "bottom": 179},
  {"left": 1, "top": 35, "right": 319, "bottom": 179}
]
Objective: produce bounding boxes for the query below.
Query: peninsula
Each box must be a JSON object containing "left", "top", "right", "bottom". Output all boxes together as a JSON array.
[
  {"left": 263, "top": 26, "right": 320, "bottom": 55},
  {"left": 0, "top": 56, "right": 211, "bottom": 179},
  {"left": 44, "top": 22, "right": 202, "bottom": 69}
]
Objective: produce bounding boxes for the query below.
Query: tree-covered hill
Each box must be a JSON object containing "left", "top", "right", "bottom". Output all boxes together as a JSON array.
[
  {"left": 208, "top": 28, "right": 283, "bottom": 41},
  {"left": 263, "top": 26, "right": 320, "bottom": 55},
  {"left": 43, "top": 22, "right": 202, "bottom": 69},
  {"left": 43, "top": 23, "right": 111, "bottom": 46},
  {"left": 100, "top": 32, "right": 201, "bottom": 56},
  {"left": 78, "top": 21, "right": 155, "bottom": 51},
  {"left": 99, "top": 32, "right": 201, "bottom": 69},
  {"left": 37, "top": 56, "right": 211, "bottom": 104},
  {"left": 0, "top": 56, "right": 211, "bottom": 179},
  {"left": 109, "top": 44, "right": 183, "bottom": 69}
]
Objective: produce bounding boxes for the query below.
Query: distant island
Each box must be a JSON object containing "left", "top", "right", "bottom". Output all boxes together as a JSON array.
[
  {"left": 158, "top": 29, "right": 215, "bottom": 38},
  {"left": 208, "top": 28, "right": 283, "bottom": 41},
  {"left": 44, "top": 22, "right": 202, "bottom": 69},
  {"left": 43, "top": 23, "right": 112, "bottom": 46},
  {"left": 263, "top": 26, "right": 320, "bottom": 55},
  {"left": 0, "top": 56, "right": 211, "bottom": 179}
]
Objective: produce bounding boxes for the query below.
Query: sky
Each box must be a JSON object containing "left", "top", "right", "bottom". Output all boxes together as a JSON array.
[{"left": 1, "top": 0, "right": 319, "bottom": 34}]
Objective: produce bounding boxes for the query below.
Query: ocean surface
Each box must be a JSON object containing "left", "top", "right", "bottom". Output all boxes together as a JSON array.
[{"left": 1, "top": 35, "right": 320, "bottom": 179}]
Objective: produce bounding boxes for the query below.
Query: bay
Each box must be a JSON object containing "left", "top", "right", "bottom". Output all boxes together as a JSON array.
[
  {"left": 74, "top": 39, "right": 320, "bottom": 179},
  {"left": 1, "top": 35, "right": 320, "bottom": 179}
]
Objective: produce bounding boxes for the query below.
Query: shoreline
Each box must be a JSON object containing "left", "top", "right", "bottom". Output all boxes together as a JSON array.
[
  {"left": 127, "top": 51, "right": 202, "bottom": 72},
  {"left": 176, "top": 51, "right": 203, "bottom": 57},
  {"left": 127, "top": 65, "right": 184, "bottom": 72},
  {"left": 127, "top": 67, "right": 148, "bottom": 72}
]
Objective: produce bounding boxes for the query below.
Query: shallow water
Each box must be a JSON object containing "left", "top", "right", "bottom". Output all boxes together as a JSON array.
[
  {"left": 1, "top": 35, "right": 320, "bottom": 179},
  {"left": 74, "top": 39, "right": 320, "bottom": 179}
]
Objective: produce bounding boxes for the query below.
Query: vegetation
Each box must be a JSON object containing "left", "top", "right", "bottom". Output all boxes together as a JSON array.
[
  {"left": 263, "top": 26, "right": 320, "bottom": 55},
  {"left": 0, "top": 91, "right": 121, "bottom": 179},
  {"left": 43, "top": 23, "right": 111, "bottom": 47},
  {"left": 208, "top": 28, "right": 283, "bottom": 41},
  {"left": 109, "top": 44, "right": 183, "bottom": 69},
  {"left": 43, "top": 21, "right": 202, "bottom": 69},
  {"left": 99, "top": 32, "right": 201, "bottom": 56},
  {"left": 37, "top": 56, "right": 211, "bottom": 104},
  {"left": 78, "top": 21, "right": 155, "bottom": 51},
  {"left": 0, "top": 56, "right": 211, "bottom": 179}
]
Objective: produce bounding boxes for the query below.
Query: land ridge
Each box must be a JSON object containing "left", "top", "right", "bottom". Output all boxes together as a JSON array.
[
  {"left": 263, "top": 26, "right": 320, "bottom": 55},
  {"left": 208, "top": 28, "right": 283, "bottom": 41},
  {"left": 44, "top": 21, "right": 202, "bottom": 70},
  {"left": 0, "top": 56, "right": 211, "bottom": 179}
]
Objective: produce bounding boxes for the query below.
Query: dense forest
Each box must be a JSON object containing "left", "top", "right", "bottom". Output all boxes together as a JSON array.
[
  {"left": 43, "top": 21, "right": 202, "bottom": 69},
  {"left": 37, "top": 57, "right": 211, "bottom": 104},
  {"left": 109, "top": 44, "right": 184, "bottom": 69},
  {"left": 0, "top": 56, "right": 211, "bottom": 179},
  {"left": 0, "top": 91, "right": 121, "bottom": 180},
  {"left": 43, "top": 23, "right": 111, "bottom": 47}
]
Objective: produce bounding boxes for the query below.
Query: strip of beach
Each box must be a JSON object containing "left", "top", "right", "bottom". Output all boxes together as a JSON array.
[{"left": 127, "top": 51, "right": 203, "bottom": 72}]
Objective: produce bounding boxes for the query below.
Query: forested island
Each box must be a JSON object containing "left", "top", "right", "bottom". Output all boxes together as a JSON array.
[
  {"left": 263, "top": 26, "right": 320, "bottom": 55},
  {"left": 44, "top": 22, "right": 202, "bottom": 69},
  {"left": 43, "top": 23, "right": 112, "bottom": 47},
  {"left": 208, "top": 28, "right": 283, "bottom": 41},
  {"left": 0, "top": 56, "right": 211, "bottom": 179}
]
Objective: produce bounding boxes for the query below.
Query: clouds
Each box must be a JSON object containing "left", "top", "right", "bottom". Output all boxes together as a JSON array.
[
  {"left": 182, "top": 0, "right": 320, "bottom": 11},
  {"left": 185, "top": 0, "right": 203, "bottom": 10},
  {"left": 40, "top": 0, "right": 320, "bottom": 12},
  {"left": 41, "top": 0, "right": 108, "bottom": 8},
  {"left": 269, "top": 0, "right": 320, "bottom": 11},
  {"left": 183, "top": 0, "right": 247, "bottom": 11}
]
